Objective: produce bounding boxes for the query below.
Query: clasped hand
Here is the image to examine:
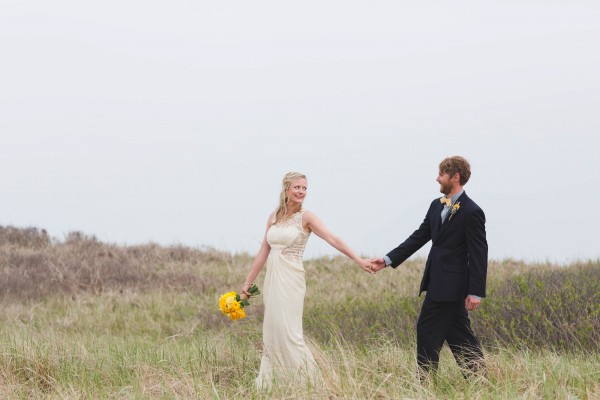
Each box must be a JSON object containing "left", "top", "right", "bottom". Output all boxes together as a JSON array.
[{"left": 357, "top": 258, "right": 387, "bottom": 274}]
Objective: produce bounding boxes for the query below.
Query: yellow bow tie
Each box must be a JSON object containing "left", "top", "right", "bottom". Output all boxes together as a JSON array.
[{"left": 440, "top": 197, "right": 451, "bottom": 206}]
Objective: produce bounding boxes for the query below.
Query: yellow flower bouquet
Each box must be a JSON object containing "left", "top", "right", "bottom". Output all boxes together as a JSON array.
[{"left": 218, "top": 284, "right": 260, "bottom": 320}]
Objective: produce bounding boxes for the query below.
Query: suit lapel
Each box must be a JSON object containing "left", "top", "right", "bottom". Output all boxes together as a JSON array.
[
  {"left": 432, "top": 201, "right": 444, "bottom": 238},
  {"left": 434, "top": 192, "right": 468, "bottom": 241}
]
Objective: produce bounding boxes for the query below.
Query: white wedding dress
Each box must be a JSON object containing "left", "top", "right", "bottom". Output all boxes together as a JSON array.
[{"left": 256, "top": 210, "right": 319, "bottom": 389}]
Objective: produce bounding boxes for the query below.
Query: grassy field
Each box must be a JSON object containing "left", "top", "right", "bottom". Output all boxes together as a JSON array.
[{"left": 0, "top": 226, "right": 598, "bottom": 398}]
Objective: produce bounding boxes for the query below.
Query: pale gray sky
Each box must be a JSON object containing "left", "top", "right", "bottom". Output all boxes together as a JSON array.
[{"left": 2, "top": 1, "right": 599, "bottom": 263}]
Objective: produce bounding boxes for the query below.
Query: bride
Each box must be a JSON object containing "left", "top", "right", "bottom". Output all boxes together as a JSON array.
[{"left": 241, "top": 172, "right": 374, "bottom": 389}]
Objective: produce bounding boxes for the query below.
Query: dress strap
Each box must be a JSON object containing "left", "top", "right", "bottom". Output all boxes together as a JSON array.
[{"left": 293, "top": 209, "right": 306, "bottom": 223}]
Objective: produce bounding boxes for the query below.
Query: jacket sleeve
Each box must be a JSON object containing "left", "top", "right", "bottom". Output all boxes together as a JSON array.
[
  {"left": 465, "top": 207, "right": 488, "bottom": 297},
  {"left": 386, "top": 203, "right": 433, "bottom": 268}
]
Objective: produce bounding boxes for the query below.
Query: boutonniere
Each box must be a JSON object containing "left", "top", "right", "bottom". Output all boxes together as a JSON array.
[{"left": 448, "top": 202, "right": 460, "bottom": 221}]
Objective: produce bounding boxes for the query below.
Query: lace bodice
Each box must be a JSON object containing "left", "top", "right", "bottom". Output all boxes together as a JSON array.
[{"left": 267, "top": 210, "right": 310, "bottom": 263}]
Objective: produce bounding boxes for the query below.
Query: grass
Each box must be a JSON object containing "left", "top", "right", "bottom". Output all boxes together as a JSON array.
[
  {"left": 0, "top": 226, "right": 598, "bottom": 398},
  {"left": 1, "top": 291, "right": 598, "bottom": 399}
]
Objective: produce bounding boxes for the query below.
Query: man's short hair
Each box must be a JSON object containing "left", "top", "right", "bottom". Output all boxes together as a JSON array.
[{"left": 439, "top": 156, "right": 471, "bottom": 186}]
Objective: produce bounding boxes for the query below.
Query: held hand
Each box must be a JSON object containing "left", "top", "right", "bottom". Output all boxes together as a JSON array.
[
  {"left": 465, "top": 295, "right": 481, "bottom": 311},
  {"left": 357, "top": 258, "right": 376, "bottom": 274},
  {"left": 240, "top": 283, "right": 252, "bottom": 299},
  {"left": 370, "top": 258, "right": 387, "bottom": 273}
]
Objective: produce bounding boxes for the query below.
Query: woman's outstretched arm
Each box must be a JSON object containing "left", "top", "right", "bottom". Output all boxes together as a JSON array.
[{"left": 303, "top": 211, "right": 374, "bottom": 274}]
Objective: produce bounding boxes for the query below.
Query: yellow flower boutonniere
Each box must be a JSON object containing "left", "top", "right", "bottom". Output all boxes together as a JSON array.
[{"left": 448, "top": 202, "right": 460, "bottom": 221}]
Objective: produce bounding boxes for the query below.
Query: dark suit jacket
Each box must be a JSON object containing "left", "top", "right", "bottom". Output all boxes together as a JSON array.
[{"left": 386, "top": 192, "right": 488, "bottom": 302}]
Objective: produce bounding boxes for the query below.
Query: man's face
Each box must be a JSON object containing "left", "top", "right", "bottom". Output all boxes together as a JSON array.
[{"left": 436, "top": 171, "right": 454, "bottom": 195}]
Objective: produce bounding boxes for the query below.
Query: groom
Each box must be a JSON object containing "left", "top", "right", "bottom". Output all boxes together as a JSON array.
[{"left": 372, "top": 156, "right": 487, "bottom": 376}]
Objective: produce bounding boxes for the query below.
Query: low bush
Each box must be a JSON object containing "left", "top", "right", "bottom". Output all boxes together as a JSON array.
[
  {"left": 1, "top": 225, "right": 598, "bottom": 352},
  {"left": 474, "top": 262, "right": 600, "bottom": 351}
]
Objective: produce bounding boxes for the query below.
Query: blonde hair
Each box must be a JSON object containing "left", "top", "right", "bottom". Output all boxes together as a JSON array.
[{"left": 273, "top": 172, "right": 307, "bottom": 224}]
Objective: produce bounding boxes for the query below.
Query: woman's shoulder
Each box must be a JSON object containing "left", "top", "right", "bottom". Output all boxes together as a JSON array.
[
  {"left": 300, "top": 210, "right": 323, "bottom": 226},
  {"left": 300, "top": 209, "right": 314, "bottom": 219}
]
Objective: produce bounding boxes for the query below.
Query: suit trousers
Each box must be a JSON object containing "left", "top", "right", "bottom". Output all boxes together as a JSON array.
[{"left": 416, "top": 293, "right": 484, "bottom": 374}]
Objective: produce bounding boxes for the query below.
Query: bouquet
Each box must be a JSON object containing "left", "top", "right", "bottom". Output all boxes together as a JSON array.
[{"left": 218, "top": 284, "right": 261, "bottom": 320}]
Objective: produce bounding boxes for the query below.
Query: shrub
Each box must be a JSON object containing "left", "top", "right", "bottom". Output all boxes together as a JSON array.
[
  {"left": 1, "top": 225, "right": 598, "bottom": 352},
  {"left": 0, "top": 226, "right": 233, "bottom": 300},
  {"left": 304, "top": 261, "right": 600, "bottom": 352},
  {"left": 473, "top": 262, "right": 600, "bottom": 351}
]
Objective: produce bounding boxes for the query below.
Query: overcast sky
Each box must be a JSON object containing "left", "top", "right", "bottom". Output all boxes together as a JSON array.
[{"left": 2, "top": 1, "right": 599, "bottom": 263}]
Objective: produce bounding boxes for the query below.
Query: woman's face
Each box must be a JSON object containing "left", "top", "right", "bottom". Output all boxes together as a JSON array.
[{"left": 286, "top": 178, "right": 307, "bottom": 207}]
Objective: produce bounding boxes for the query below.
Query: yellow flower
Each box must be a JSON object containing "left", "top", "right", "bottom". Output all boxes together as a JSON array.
[
  {"left": 219, "top": 298, "right": 228, "bottom": 314},
  {"left": 221, "top": 293, "right": 242, "bottom": 313},
  {"left": 219, "top": 291, "right": 236, "bottom": 314},
  {"left": 217, "top": 285, "right": 259, "bottom": 321},
  {"left": 448, "top": 201, "right": 461, "bottom": 221},
  {"left": 229, "top": 308, "right": 246, "bottom": 320}
]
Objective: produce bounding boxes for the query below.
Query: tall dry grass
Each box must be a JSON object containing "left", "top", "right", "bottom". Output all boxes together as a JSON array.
[
  {"left": 0, "top": 225, "right": 598, "bottom": 398},
  {"left": 0, "top": 226, "right": 243, "bottom": 300}
]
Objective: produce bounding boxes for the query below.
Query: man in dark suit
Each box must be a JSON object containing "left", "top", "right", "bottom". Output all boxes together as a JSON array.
[{"left": 372, "top": 156, "right": 487, "bottom": 376}]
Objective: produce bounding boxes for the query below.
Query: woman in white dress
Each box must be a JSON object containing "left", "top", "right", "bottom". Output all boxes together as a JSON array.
[{"left": 241, "top": 172, "right": 374, "bottom": 389}]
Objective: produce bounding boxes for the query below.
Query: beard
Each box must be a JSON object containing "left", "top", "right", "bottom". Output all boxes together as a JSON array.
[{"left": 439, "top": 181, "right": 453, "bottom": 195}]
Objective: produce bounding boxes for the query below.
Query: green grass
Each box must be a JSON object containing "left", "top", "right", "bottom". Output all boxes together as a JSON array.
[
  {"left": 0, "top": 227, "right": 598, "bottom": 398},
  {"left": 1, "top": 291, "right": 598, "bottom": 398},
  {"left": 0, "top": 288, "right": 598, "bottom": 398}
]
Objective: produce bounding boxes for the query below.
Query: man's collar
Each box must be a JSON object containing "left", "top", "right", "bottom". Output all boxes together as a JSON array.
[{"left": 450, "top": 189, "right": 464, "bottom": 204}]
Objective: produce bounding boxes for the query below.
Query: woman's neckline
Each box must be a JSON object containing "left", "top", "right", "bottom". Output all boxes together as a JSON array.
[{"left": 284, "top": 209, "right": 303, "bottom": 218}]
